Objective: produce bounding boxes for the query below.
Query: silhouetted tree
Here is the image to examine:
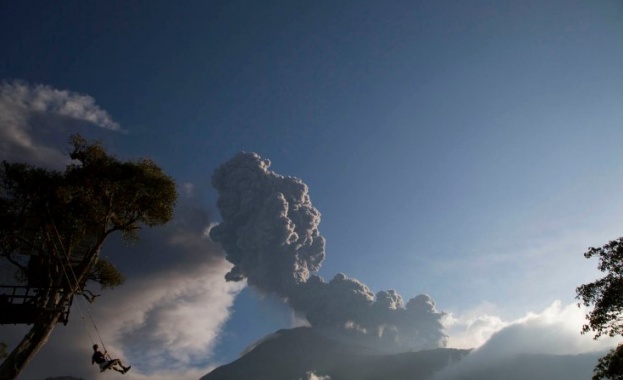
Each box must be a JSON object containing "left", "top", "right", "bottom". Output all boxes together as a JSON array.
[
  {"left": 0, "top": 135, "right": 177, "bottom": 379},
  {"left": 577, "top": 238, "right": 623, "bottom": 380}
]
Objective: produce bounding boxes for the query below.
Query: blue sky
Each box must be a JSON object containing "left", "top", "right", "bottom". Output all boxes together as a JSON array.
[{"left": 2, "top": 1, "right": 623, "bottom": 379}]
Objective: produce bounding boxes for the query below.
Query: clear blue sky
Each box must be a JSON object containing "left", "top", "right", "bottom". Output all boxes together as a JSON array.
[{"left": 2, "top": 1, "right": 623, "bottom": 379}]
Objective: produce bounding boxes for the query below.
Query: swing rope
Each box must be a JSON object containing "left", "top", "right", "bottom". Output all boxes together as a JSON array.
[
  {"left": 46, "top": 207, "right": 108, "bottom": 353},
  {"left": 55, "top": 241, "right": 103, "bottom": 348},
  {"left": 80, "top": 312, "right": 96, "bottom": 346}
]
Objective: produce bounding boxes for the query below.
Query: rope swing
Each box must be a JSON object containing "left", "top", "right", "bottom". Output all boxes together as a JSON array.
[
  {"left": 46, "top": 207, "right": 107, "bottom": 352},
  {"left": 46, "top": 207, "right": 132, "bottom": 374}
]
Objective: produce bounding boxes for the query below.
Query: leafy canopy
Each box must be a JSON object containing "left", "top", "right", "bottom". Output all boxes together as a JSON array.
[
  {"left": 0, "top": 134, "right": 177, "bottom": 289},
  {"left": 577, "top": 238, "right": 623, "bottom": 380}
]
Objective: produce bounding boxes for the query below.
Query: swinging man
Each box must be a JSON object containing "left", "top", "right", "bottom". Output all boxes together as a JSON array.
[{"left": 91, "top": 344, "right": 131, "bottom": 374}]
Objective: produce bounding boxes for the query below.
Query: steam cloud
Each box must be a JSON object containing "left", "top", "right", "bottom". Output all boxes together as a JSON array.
[
  {"left": 0, "top": 81, "right": 122, "bottom": 168},
  {"left": 210, "top": 152, "right": 447, "bottom": 352}
]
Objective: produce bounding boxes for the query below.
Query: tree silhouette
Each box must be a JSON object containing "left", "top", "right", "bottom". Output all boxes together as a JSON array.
[
  {"left": 0, "top": 135, "right": 177, "bottom": 379},
  {"left": 577, "top": 238, "right": 623, "bottom": 380}
]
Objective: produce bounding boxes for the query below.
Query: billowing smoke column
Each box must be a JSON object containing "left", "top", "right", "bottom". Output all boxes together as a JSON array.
[
  {"left": 210, "top": 152, "right": 447, "bottom": 352},
  {"left": 210, "top": 152, "right": 326, "bottom": 293}
]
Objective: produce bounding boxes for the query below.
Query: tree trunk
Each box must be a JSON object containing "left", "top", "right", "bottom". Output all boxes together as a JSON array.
[
  {"left": 0, "top": 296, "right": 64, "bottom": 380},
  {"left": 0, "top": 252, "right": 95, "bottom": 379}
]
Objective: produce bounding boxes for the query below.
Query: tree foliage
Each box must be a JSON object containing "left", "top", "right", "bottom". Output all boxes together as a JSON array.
[
  {"left": 0, "top": 134, "right": 177, "bottom": 288},
  {"left": 0, "top": 134, "right": 177, "bottom": 378},
  {"left": 577, "top": 238, "right": 623, "bottom": 380},
  {"left": 593, "top": 345, "right": 623, "bottom": 380},
  {"left": 90, "top": 259, "right": 125, "bottom": 289}
]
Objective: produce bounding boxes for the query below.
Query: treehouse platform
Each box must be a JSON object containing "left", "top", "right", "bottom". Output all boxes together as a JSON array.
[{"left": 0, "top": 285, "right": 72, "bottom": 325}]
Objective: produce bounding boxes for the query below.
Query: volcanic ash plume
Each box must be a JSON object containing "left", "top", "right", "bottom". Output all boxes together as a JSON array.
[
  {"left": 210, "top": 152, "right": 447, "bottom": 351},
  {"left": 210, "top": 152, "right": 326, "bottom": 294}
]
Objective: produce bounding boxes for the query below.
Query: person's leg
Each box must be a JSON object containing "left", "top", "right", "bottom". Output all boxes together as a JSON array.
[
  {"left": 110, "top": 358, "right": 131, "bottom": 373},
  {"left": 106, "top": 359, "right": 122, "bottom": 372},
  {"left": 101, "top": 359, "right": 117, "bottom": 371},
  {"left": 116, "top": 358, "right": 130, "bottom": 371}
]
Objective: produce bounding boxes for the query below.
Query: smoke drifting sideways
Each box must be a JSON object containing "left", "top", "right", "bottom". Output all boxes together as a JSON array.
[{"left": 210, "top": 152, "right": 447, "bottom": 352}]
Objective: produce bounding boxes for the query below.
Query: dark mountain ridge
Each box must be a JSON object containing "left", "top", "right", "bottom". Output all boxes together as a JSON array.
[
  {"left": 202, "top": 327, "right": 469, "bottom": 380},
  {"left": 202, "top": 326, "right": 606, "bottom": 380}
]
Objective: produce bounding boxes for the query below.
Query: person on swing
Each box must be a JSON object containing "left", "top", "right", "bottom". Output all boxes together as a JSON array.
[{"left": 91, "top": 344, "right": 131, "bottom": 374}]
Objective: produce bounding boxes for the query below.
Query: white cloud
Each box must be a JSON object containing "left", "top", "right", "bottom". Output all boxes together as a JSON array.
[
  {"left": 482, "top": 301, "right": 619, "bottom": 357},
  {"left": 106, "top": 259, "right": 244, "bottom": 371},
  {"left": 0, "top": 81, "right": 120, "bottom": 130},
  {"left": 298, "top": 372, "right": 331, "bottom": 380},
  {"left": 3, "top": 195, "right": 245, "bottom": 380},
  {"left": 6, "top": 262, "right": 241, "bottom": 380},
  {"left": 5, "top": 242, "right": 243, "bottom": 380},
  {"left": 444, "top": 312, "right": 508, "bottom": 350},
  {"left": 436, "top": 300, "right": 622, "bottom": 380},
  {"left": 0, "top": 81, "right": 121, "bottom": 168},
  {"left": 446, "top": 300, "right": 619, "bottom": 354},
  {"left": 97, "top": 207, "right": 246, "bottom": 377}
]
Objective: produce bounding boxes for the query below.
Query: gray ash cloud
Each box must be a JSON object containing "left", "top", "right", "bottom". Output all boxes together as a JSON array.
[{"left": 210, "top": 152, "right": 447, "bottom": 352}]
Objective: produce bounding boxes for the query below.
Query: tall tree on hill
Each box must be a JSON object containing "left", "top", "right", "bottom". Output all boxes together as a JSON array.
[
  {"left": 0, "top": 135, "right": 177, "bottom": 379},
  {"left": 577, "top": 238, "right": 623, "bottom": 380}
]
